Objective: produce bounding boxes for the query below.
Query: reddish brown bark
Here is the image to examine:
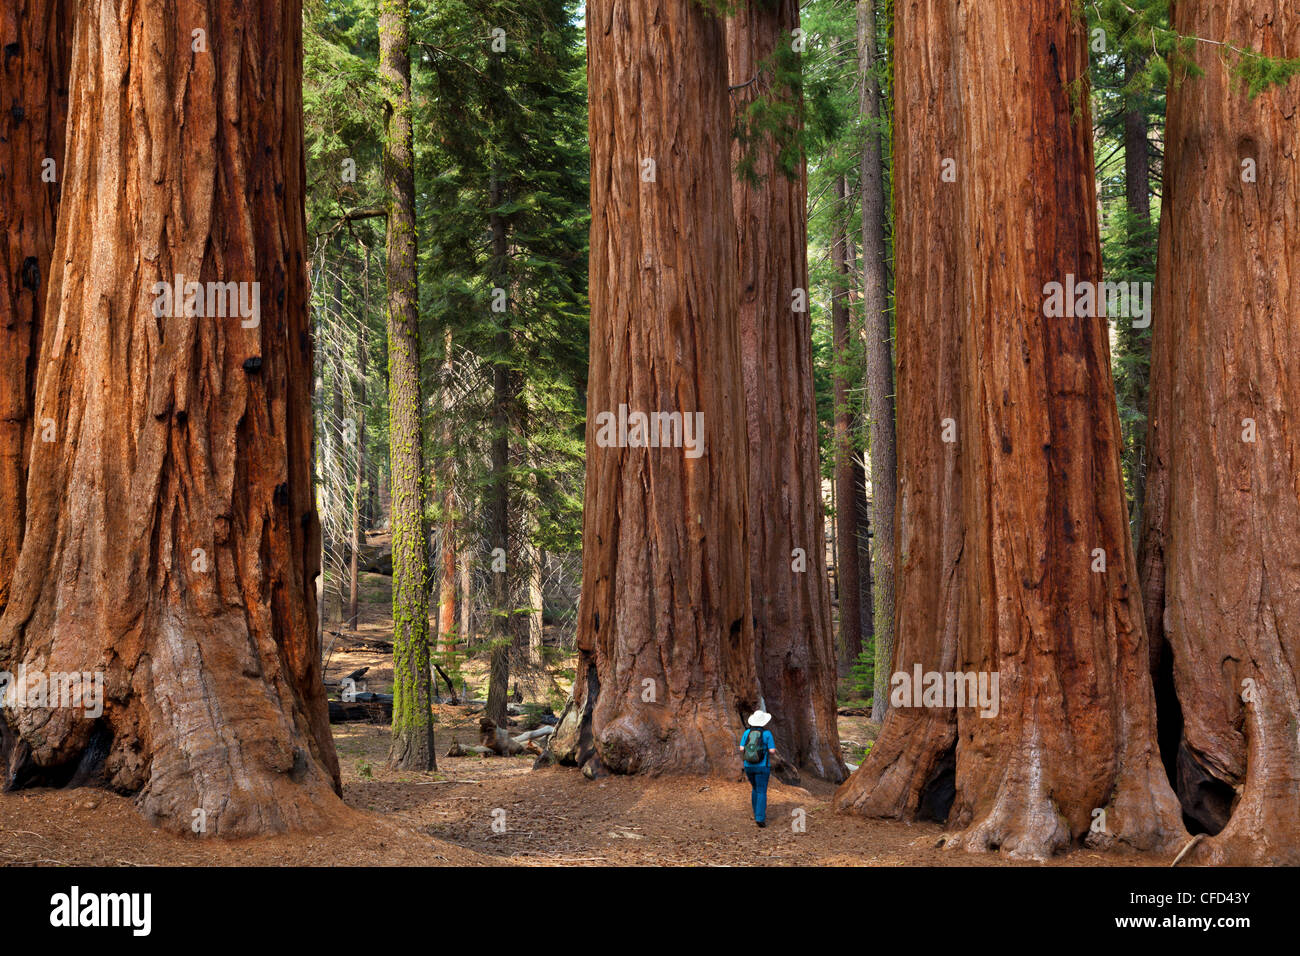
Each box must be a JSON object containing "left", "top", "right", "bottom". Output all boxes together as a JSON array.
[
  {"left": 835, "top": 0, "right": 962, "bottom": 821},
  {"left": 842, "top": 0, "right": 1184, "bottom": 858},
  {"left": 554, "top": 0, "right": 758, "bottom": 776},
  {"left": 0, "top": 0, "right": 70, "bottom": 616},
  {"left": 942, "top": 0, "right": 1183, "bottom": 859},
  {"left": 1140, "top": 1, "right": 1300, "bottom": 865},
  {"left": 0, "top": 0, "right": 343, "bottom": 835},
  {"left": 437, "top": 507, "right": 457, "bottom": 652},
  {"left": 726, "top": 0, "right": 843, "bottom": 783}
]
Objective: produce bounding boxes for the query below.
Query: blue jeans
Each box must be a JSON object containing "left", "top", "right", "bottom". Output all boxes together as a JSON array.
[{"left": 745, "top": 768, "right": 770, "bottom": 823}]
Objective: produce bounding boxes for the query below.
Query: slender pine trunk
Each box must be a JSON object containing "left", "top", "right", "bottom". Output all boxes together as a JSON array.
[{"left": 381, "top": 0, "right": 435, "bottom": 770}]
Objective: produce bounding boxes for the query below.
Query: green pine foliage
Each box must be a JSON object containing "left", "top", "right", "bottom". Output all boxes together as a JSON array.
[
  {"left": 415, "top": 0, "right": 589, "bottom": 645},
  {"left": 1087, "top": 1, "right": 1164, "bottom": 538},
  {"left": 301, "top": 0, "right": 587, "bottom": 653}
]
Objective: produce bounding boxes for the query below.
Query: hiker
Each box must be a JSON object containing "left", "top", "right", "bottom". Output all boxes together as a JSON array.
[{"left": 739, "top": 710, "right": 776, "bottom": 828}]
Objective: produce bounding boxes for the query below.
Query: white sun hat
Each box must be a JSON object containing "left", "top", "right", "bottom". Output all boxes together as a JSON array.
[{"left": 747, "top": 710, "right": 772, "bottom": 727}]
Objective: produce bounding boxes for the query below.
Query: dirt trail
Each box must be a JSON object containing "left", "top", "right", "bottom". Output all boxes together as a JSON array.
[
  {"left": 1, "top": 720, "right": 1170, "bottom": 866},
  {"left": 1, "top": 578, "right": 1177, "bottom": 867},
  {"left": 0, "top": 583, "right": 1172, "bottom": 867}
]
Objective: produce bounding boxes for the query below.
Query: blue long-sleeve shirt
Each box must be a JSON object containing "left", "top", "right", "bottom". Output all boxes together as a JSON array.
[{"left": 741, "top": 728, "right": 776, "bottom": 771}]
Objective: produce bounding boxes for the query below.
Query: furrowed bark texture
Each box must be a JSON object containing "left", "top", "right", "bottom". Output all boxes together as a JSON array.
[
  {"left": 561, "top": 0, "right": 758, "bottom": 777},
  {"left": 0, "top": 0, "right": 344, "bottom": 835},
  {"left": 1140, "top": 0, "right": 1300, "bottom": 865},
  {"left": 380, "top": 0, "right": 436, "bottom": 771},
  {"left": 0, "top": 0, "right": 70, "bottom": 615},
  {"left": 944, "top": 0, "right": 1184, "bottom": 859},
  {"left": 835, "top": 0, "right": 962, "bottom": 820},
  {"left": 726, "top": 0, "right": 844, "bottom": 783}
]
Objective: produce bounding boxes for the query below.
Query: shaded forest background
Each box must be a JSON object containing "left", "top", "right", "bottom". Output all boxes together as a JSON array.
[{"left": 301, "top": 0, "right": 1159, "bottom": 710}]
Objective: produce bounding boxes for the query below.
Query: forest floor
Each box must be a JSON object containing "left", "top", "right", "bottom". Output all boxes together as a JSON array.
[
  {"left": 0, "top": 713, "right": 1174, "bottom": 866},
  {"left": 0, "top": 572, "right": 1176, "bottom": 867}
]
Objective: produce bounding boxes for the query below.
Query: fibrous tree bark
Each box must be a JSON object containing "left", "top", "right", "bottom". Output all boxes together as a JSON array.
[
  {"left": 839, "top": 0, "right": 1185, "bottom": 858},
  {"left": 1139, "top": 1, "right": 1300, "bottom": 864},
  {"left": 380, "top": 0, "right": 435, "bottom": 770},
  {"left": 555, "top": 0, "right": 758, "bottom": 777},
  {"left": 857, "top": 0, "right": 898, "bottom": 724},
  {"left": 726, "top": 0, "right": 844, "bottom": 783},
  {"left": 0, "top": 0, "right": 70, "bottom": 617},
  {"left": 943, "top": 0, "right": 1183, "bottom": 859},
  {"left": 0, "top": 0, "right": 343, "bottom": 835},
  {"left": 835, "top": 0, "right": 962, "bottom": 821}
]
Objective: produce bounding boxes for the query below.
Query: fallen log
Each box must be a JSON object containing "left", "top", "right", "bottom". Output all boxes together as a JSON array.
[
  {"left": 513, "top": 726, "right": 554, "bottom": 744},
  {"left": 446, "top": 742, "right": 493, "bottom": 757},
  {"left": 481, "top": 718, "right": 527, "bottom": 755},
  {"left": 328, "top": 696, "right": 393, "bottom": 724},
  {"left": 459, "top": 719, "right": 555, "bottom": 757},
  {"left": 328, "top": 631, "right": 394, "bottom": 652}
]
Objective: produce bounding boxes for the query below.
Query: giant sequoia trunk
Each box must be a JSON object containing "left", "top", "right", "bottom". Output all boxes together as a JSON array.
[
  {"left": 726, "top": 0, "right": 843, "bottom": 783},
  {"left": 835, "top": 0, "right": 962, "bottom": 820},
  {"left": 380, "top": 0, "right": 436, "bottom": 770},
  {"left": 0, "top": 0, "right": 70, "bottom": 616},
  {"left": 943, "top": 0, "right": 1183, "bottom": 859},
  {"left": 555, "top": 0, "right": 758, "bottom": 776},
  {"left": 0, "top": 0, "right": 343, "bottom": 835},
  {"left": 839, "top": 0, "right": 1184, "bottom": 858},
  {"left": 1140, "top": 2, "right": 1300, "bottom": 865}
]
